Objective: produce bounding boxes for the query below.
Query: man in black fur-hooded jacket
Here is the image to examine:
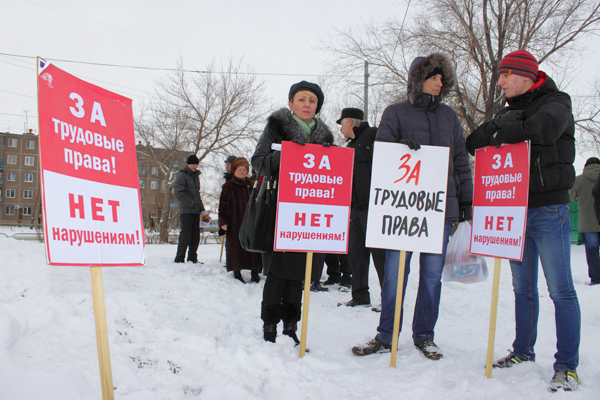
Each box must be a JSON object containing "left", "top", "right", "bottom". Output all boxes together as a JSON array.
[
  {"left": 251, "top": 81, "right": 334, "bottom": 345},
  {"left": 352, "top": 53, "right": 473, "bottom": 361},
  {"left": 466, "top": 50, "right": 580, "bottom": 392}
]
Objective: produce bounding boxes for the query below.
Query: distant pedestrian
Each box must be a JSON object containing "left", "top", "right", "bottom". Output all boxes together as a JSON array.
[
  {"left": 173, "top": 154, "right": 204, "bottom": 263},
  {"left": 570, "top": 157, "right": 600, "bottom": 286}
]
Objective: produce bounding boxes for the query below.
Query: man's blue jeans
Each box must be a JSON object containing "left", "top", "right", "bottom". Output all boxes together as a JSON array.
[
  {"left": 509, "top": 204, "right": 580, "bottom": 372},
  {"left": 376, "top": 221, "right": 451, "bottom": 345},
  {"left": 582, "top": 232, "right": 600, "bottom": 284}
]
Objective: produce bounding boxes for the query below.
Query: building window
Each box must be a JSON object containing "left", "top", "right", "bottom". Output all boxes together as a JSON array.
[
  {"left": 26, "top": 140, "right": 35, "bottom": 149},
  {"left": 7, "top": 138, "right": 17, "bottom": 147},
  {"left": 152, "top": 167, "right": 159, "bottom": 176},
  {"left": 140, "top": 195, "right": 144, "bottom": 203},
  {"left": 151, "top": 181, "right": 158, "bottom": 190},
  {"left": 6, "top": 155, "right": 17, "bottom": 165},
  {"left": 5, "top": 206, "right": 15, "bottom": 215},
  {"left": 7, "top": 172, "right": 17, "bottom": 182},
  {"left": 5, "top": 189, "right": 16, "bottom": 198},
  {"left": 138, "top": 165, "right": 146, "bottom": 174},
  {"left": 24, "top": 156, "right": 35, "bottom": 166},
  {"left": 139, "top": 180, "right": 145, "bottom": 189},
  {"left": 23, "top": 190, "right": 33, "bottom": 199},
  {"left": 151, "top": 196, "right": 156, "bottom": 203},
  {"left": 24, "top": 173, "right": 34, "bottom": 182},
  {"left": 22, "top": 207, "right": 32, "bottom": 216}
]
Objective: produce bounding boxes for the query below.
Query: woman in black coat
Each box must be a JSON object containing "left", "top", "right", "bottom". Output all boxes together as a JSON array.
[
  {"left": 218, "top": 157, "right": 262, "bottom": 283},
  {"left": 251, "top": 81, "right": 334, "bottom": 344}
]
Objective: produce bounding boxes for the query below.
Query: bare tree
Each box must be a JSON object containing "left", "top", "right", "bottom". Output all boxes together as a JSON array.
[
  {"left": 135, "top": 58, "right": 268, "bottom": 242},
  {"left": 322, "top": 0, "right": 600, "bottom": 146}
]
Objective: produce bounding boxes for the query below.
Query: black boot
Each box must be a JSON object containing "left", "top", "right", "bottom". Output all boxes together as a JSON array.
[
  {"left": 233, "top": 271, "right": 245, "bottom": 283},
  {"left": 251, "top": 269, "right": 260, "bottom": 283},
  {"left": 282, "top": 303, "right": 302, "bottom": 345},
  {"left": 261, "top": 302, "right": 282, "bottom": 343}
]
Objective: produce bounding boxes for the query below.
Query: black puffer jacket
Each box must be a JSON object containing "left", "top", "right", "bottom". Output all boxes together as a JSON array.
[
  {"left": 376, "top": 54, "right": 473, "bottom": 221},
  {"left": 251, "top": 107, "right": 334, "bottom": 281},
  {"left": 466, "top": 72, "right": 575, "bottom": 208},
  {"left": 347, "top": 122, "right": 377, "bottom": 210},
  {"left": 173, "top": 166, "right": 204, "bottom": 214}
]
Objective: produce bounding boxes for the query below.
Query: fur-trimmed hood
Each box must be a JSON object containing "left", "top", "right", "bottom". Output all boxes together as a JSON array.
[
  {"left": 266, "top": 108, "right": 334, "bottom": 145},
  {"left": 408, "top": 53, "right": 455, "bottom": 104}
]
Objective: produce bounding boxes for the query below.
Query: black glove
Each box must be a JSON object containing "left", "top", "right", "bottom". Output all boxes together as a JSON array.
[
  {"left": 290, "top": 138, "right": 305, "bottom": 146},
  {"left": 490, "top": 131, "right": 504, "bottom": 148},
  {"left": 322, "top": 142, "right": 332, "bottom": 148},
  {"left": 399, "top": 139, "right": 421, "bottom": 150},
  {"left": 271, "top": 151, "right": 281, "bottom": 169},
  {"left": 459, "top": 202, "right": 472, "bottom": 222},
  {"left": 492, "top": 110, "right": 524, "bottom": 130},
  {"left": 218, "top": 228, "right": 226, "bottom": 237}
]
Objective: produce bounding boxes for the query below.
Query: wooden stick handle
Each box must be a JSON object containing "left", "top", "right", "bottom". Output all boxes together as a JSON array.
[
  {"left": 299, "top": 252, "right": 313, "bottom": 357},
  {"left": 390, "top": 250, "right": 407, "bottom": 368},
  {"left": 485, "top": 258, "right": 502, "bottom": 378},
  {"left": 90, "top": 267, "right": 115, "bottom": 400}
]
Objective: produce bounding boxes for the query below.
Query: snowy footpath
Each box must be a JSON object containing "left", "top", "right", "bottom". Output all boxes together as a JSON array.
[{"left": 1, "top": 229, "right": 599, "bottom": 400}]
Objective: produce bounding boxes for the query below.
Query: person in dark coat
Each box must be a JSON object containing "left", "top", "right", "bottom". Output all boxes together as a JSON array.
[
  {"left": 219, "top": 157, "right": 262, "bottom": 283},
  {"left": 173, "top": 154, "right": 205, "bottom": 263},
  {"left": 570, "top": 157, "right": 600, "bottom": 286},
  {"left": 466, "top": 50, "right": 580, "bottom": 391},
  {"left": 336, "top": 107, "right": 386, "bottom": 307},
  {"left": 352, "top": 53, "right": 473, "bottom": 360},
  {"left": 251, "top": 80, "right": 334, "bottom": 344}
]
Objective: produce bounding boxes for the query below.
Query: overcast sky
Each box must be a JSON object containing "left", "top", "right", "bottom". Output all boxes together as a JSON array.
[
  {"left": 2, "top": 0, "right": 599, "bottom": 171},
  {"left": 1, "top": 0, "right": 403, "bottom": 133}
]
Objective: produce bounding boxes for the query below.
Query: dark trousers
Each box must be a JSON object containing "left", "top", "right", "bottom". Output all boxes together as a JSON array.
[
  {"left": 311, "top": 253, "right": 351, "bottom": 283},
  {"left": 349, "top": 208, "right": 386, "bottom": 303},
  {"left": 174, "top": 213, "right": 200, "bottom": 262}
]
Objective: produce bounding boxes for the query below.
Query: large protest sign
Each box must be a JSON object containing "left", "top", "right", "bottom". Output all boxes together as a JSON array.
[
  {"left": 38, "top": 61, "right": 145, "bottom": 266},
  {"left": 365, "top": 142, "right": 449, "bottom": 254},
  {"left": 275, "top": 142, "right": 354, "bottom": 253},
  {"left": 470, "top": 142, "right": 530, "bottom": 261}
]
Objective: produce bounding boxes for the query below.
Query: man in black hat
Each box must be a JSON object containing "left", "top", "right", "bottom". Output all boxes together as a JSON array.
[
  {"left": 173, "top": 154, "right": 205, "bottom": 263},
  {"left": 336, "top": 108, "right": 386, "bottom": 307},
  {"left": 223, "top": 155, "right": 236, "bottom": 182}
]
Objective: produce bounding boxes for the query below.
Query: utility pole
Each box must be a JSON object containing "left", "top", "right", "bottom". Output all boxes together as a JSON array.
[{"left": 363, "top": 61, "right": 369, "bottom": 122}]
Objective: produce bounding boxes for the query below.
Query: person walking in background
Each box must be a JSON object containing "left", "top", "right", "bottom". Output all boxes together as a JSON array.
[
  {"left": 570, "top": 157, "right": 600, "bottom": 286},
  {"left": 252, "top": 80, "right": 333, "bottom": 345},
  {"left": 352, "top": 53, "right": 473, "bottom": 361},
  {"left": 466, "top": 50, "right": 580, "bottom": 391},
  {"left": 336, "top": 107, "right": 386, "bottom": 308},
  {"left": 173, "top": 154, "right": 205, "bottom": 264},
  {"left": 219, "top": 157, "right": 262, "bottom": 283},
  {"left": 223, "top": 155, "right": 236, "bottom": 182}
]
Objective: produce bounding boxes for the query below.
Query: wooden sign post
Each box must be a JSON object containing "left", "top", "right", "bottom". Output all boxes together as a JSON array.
[
  {"left": 91, "top": 267, "right": 114, "bottom": 400},
  {"left": 299, "top": 252, "right": 313, "bottom": 357},
  {"left": 389, "top": 250, "right": 407, "bottom": 368},
  {"left": 485, "top": 258, "right": 502, "bottom": 378}
]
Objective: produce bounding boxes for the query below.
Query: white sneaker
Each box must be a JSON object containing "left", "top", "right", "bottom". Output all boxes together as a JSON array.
[{"left": 549, "top": 370, "right": 578, "bottom": 392}]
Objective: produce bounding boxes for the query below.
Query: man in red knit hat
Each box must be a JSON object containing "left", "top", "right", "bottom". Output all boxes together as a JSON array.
[{"left": 467, "top": 50, "right": 580, "bottom": 392}]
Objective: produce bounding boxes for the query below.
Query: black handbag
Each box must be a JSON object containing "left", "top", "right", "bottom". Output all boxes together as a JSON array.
[{"left": 238, "top": 156, "right": 278, "bottom": 253}]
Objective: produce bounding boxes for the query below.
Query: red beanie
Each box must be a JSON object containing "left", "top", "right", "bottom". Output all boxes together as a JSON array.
[{"left": 498, "top": 50, "right": 538, "bottom": 81}]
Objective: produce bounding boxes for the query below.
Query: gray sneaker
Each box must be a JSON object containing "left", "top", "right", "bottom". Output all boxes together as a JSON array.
[
  {"left": 549, "top": 370, "right": 578, "bottom": 392},
  {"left": 492, "top": 350, "right": 528, "bottom": 368},
  {"left": 352, "top": 338, "right": 391, "bottom": 356}
]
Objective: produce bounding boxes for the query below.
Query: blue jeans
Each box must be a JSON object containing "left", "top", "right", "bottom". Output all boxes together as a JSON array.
[
  {"left": 582, "top": 232, "right": 600, "bottom": 283},
  {"left": 376, "top": 221, "right": 451, "bottom": 345},
  {"left": 509, "top": 204, "right": 580, "bottom": 371}
]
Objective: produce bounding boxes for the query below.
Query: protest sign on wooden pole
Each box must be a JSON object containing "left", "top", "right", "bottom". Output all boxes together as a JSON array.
[
  {"left": 277, "top": 142, "right": 354, "bottom": 356},
  {"left": 485, "top": 258, "right": 502, "bottom": 378},
  {"left": 300, "top": 252, "right": 313, "bottom": 358},
  {"left": 471, "top": 142, "right": 530, "bottom": 378},
  {"left": 90, "top": 267, "right": 114, "bottom": 400},
  {"left": 389, "top": 250, "right": 407, "bottom": 368},
  {"left": 365, "top": 142, "right": 450, "bottom": 367},
  {"left": 37, "top": 59, "right": 145, "bottom": 398}
]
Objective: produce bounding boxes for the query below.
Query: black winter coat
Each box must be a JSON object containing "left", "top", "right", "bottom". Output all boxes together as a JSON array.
[
  {"left": 376, "top": 54, "right": 473, "bottom": 221},
  {"left": 466, "top": 72, "right": 575, "bottom": 208},
  {"left": 173, "top": 166, "right": 204, "bottom": 214},
  {"left": 219, "top": 177, "right": 262, "bottom": 272},
  {"left": 347, "top": 122, "right": 377, "bottom": 210},
  {"left": 251, "top": 108, "right": 334, "bottom": 281}
]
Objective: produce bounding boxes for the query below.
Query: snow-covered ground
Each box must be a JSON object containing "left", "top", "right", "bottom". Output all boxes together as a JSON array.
[{"left": 1, "top": 227, "right": 599, "bottom": 400}]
